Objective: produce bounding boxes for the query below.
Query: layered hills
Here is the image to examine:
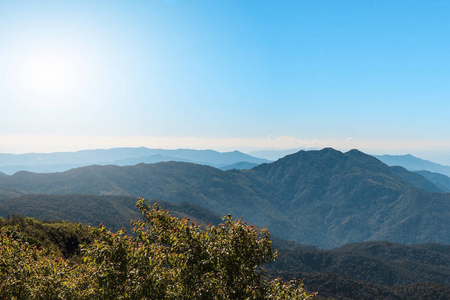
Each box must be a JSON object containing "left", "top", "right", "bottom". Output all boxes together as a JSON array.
[
  {"left": 375, "top": 153, "right": 450, "bottom": 177},
  {"left": 0, "top": 147, "right": 269, "bottom": 174},
  {"left": 0, "top": 148, "right": 448, "bottom": 249},
  {"left": 1, "top": 195, "right": 449, "bottom": 299},
  {"left": 414, "top": 170, "right": 450, "bottom": 192}
]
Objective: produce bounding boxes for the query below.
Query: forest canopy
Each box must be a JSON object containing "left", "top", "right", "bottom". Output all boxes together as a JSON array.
[{"left": 0, "top": 198, "right": 315, "bottom": 299}]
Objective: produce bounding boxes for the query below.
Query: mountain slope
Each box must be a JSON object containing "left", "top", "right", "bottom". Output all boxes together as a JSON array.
[
  {"left": 0, "top": 194, "right": 223, "bottom": 233},
  {"left": 270, "top": 239, "right": 450, "bottom": 287},
  {"left": 414, "top": 170, "right": 450, "bottom": 192},
  {"left": 274, "top": 272, "right": 450, "bottom": 300},
  {"left": 388, "top": 166, "right": 445, "bottom": 193},
  {"left": 0, "top": 148, "right": 448, "bottom": 248},
  {"left": 0, "top": 187, "right": 27, "bottom": 200},
  {"left": 0, "top": 163, "right": 289, "bottom": 234},
  {"left": 219, "top": 161, "right": 260, "bottom": 170},
  {"left": 249, "top": 148, "right": 450, "bottom": 247}
]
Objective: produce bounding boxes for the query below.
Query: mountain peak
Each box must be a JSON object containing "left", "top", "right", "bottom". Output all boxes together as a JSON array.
[
  {"left": 321, "top": 147, "right": 338, "bottom": 152},
  {"left": 346, "top": 149, "right": 364, "bottom": 155},
  {"left": 345, "top": 149, "right": 378, "bottom": 161}
]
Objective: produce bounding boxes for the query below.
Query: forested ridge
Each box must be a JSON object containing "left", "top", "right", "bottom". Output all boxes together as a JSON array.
[
  {"left": 1, "top": 149, "right": 449, "bottom": 248},
  {"left": 1, "top": 148, "right": 449, "bottom": 299}
]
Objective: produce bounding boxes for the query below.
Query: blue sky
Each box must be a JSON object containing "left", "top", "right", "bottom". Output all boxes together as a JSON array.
[{"left": 0, "top": 1, "right": 449, "bottom": 163}]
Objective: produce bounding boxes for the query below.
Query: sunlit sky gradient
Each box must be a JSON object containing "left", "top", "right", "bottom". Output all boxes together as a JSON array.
[{"left": 1, "top": 1, "right": 449, "bottom": 163}]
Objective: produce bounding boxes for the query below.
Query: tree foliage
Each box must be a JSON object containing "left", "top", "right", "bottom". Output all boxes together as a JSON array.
[{"left": 0, "top": 198, "right": 315, "bottom": 299}]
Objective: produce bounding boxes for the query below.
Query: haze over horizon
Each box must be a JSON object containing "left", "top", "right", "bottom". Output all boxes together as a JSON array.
[{"left": 1, "top": 1, "right": 449, "bottom": 164}]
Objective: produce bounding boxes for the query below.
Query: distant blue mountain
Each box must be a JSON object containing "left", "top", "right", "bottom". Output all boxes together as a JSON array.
[
  {"left": 112, "top": 154, "right": 192, "bottom": 165},
  {"left": 374, "top": 154, "right": 450, "bottom": 177},
  {"left": 0, "top": 148, "right": 269, "bottom": 174}
]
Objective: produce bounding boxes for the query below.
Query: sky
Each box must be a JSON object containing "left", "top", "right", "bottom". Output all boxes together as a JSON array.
[{"left": 0, "top": 1, "right": 449, "bottom": 163}]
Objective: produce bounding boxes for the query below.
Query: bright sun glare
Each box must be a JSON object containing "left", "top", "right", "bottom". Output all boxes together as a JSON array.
[{"left": 20, "top": 54, "right": 77, "bottom": 97}]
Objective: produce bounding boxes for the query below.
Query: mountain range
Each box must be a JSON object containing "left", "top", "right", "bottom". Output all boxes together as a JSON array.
[
  {"left": 0, "top": 148, "right": 448, "bottom": 249},
  {"left": 375, "top": 154, "right": 450, "bottom": 177},
  {"left": 1, "top": 147, "right": 449, "bottom": 298},
  {"left": 0, "top": 147, "right": 270, "bottom": 174}
]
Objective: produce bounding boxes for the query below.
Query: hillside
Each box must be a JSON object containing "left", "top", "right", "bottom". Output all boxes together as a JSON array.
[
  {"left": 273, "top": 272, "right": 450, "bottom": 300},
  {"left": 414, "top": 170, "right": 450, "bottom": 192},
  {"left": 388, "top": 166, "right": 445, "bottom": 193},
  {"left": 0, "top": 148, "right": 449, "bottom": 248},
  {"left": 219, "top": 161, "right": 259, "bottom": 170},
  {"left": 0, "top": 187, "right": 27, "bottom": 200},
  {"left": 270, "top": 240, "right": 450, "bottom": 287},
  {"left": 0, "top": 194, "right": 222, "bottom": 233}
]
